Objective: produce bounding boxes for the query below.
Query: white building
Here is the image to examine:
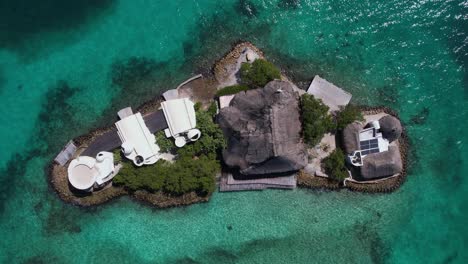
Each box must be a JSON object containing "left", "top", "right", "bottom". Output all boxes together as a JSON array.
[
  {"left": 161, "top": 98, "right": 201, "bottom": 147},
  {"left": 115, "top": 112, "right": 160, "bottom": 166},
  {"left": 67, "top": 151, "right": 115, "bottom": 191},
  {"left": 348, "top": 121, "right": 389, "bottom": 167}
]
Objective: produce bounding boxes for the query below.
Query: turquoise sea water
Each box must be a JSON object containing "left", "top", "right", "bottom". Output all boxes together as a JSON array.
[{"left": 0, "top": 0, "right": 467, "bottom": 263}]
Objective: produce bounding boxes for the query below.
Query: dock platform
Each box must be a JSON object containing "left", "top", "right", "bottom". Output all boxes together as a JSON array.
[{"left": 219, "top": 172, "right": 296, "bottom": 191}]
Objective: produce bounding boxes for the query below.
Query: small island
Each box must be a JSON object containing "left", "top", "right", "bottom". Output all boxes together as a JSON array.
[{"left": 49, "top": 42, "right": 409, "bottom": 208}]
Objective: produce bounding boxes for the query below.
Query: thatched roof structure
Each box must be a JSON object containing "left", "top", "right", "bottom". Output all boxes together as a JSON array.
[
  {"left": 360, "top": 145, "right": 403, "bottom": 179},
  {"left": 379, "top": 115, "right": 402, "bottom": 142},
  {"left": 217, "top": 80, "right": 307, "bottom": 176},
  {"left": 342, "top": 122, "right": 362, "bottom": 154}
]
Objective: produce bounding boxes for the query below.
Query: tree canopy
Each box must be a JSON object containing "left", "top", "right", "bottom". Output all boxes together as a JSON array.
[
  {"left": 240, "top": 59, "right": 281, "bottom": 87},
  {"left": 322, "top": 148, "right": 348, "bottom": 181},
  {"left": 300, "top": 94, "right": 334, "bottom": 146},
  {"left": 336, "top": 104, "right": 364, "bottom": 130}
]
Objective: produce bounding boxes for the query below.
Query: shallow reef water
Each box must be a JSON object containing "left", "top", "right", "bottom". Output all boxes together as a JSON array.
[{"left": 0, "top": 0, "right": 467, "bottom": 263}]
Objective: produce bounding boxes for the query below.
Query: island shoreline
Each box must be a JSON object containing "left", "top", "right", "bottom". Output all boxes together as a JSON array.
[{"left": 48, "top": 41, "right": 411, "bottom": 209}]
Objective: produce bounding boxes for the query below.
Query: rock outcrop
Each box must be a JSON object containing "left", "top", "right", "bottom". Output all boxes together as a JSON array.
[{"left": 218, "top": 80, "right": 307, "bottom": 176}]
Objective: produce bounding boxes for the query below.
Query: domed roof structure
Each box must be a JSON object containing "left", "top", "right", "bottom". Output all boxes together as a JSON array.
[{"left": 378, "top": 115, "right": 402, "bottom": 142}]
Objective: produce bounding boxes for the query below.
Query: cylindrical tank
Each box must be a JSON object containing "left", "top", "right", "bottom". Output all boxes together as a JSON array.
[
  {"left": 174, "top": 137, "right": 187, "bottom": 148},
  {"left": 121, "top": 142, "right": 134, "bottom": 155}
]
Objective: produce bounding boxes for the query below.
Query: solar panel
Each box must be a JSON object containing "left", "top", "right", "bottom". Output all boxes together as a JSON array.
[{"left": 360, "top": 138, "right": 380, "bottom": 155}]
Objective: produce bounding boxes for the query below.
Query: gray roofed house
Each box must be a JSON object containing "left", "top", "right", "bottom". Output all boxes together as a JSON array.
[
  {"left": 342, "top": 122, "right": 362, "bottom": 154},
  {"left": 360, "top": 145, "right": 403, "bottom": 179},
  {"left": 344, "top": 114, "right": 404, "bottom": 180},
  {"left": 218, "top": 80, "right": 307, "bottom": 176},
  {"left": 378, "top": 115, "right": 402, "bottom": 143}
]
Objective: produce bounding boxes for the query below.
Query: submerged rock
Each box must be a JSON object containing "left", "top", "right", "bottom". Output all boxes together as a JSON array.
[{"left": 218, "top": 80, "right": 307, "bottom": 176}]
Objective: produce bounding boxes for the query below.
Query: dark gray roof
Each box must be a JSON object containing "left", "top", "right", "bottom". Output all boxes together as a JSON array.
[
  {"left": 360, "top": 145, "right": 403, "bottom": 179},
  {"left": 342, "top": 122, "right": 362, "bottom": 154},
  {"left": 218, "top": 80, "right": 307, "bottom": 176},
  {"left": 379, "top": 115, "right": 402, "bottom": 143}
]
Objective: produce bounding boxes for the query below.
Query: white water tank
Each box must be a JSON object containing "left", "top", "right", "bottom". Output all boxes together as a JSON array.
[
  {"left": 371, "top": 120, "right": 380, "bottom": 130},
  {"left": 174, "top": 137, "right": 187, "bottom": 148},
  {"left": 121, "top": 142, "right": 134, "bottom": 155}
]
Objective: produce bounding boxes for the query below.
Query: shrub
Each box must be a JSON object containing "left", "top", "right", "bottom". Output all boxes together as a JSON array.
[
  {"left": 194, "top": 102, "right": 202, "bottom": 111},
  {"left": 155, "top": 131, "right": 175, "bottom": 153},
  {"left": 177, "top": 109, "right": 226, "bottom": 158},
  {"left": 207, "top": 102, "right": 218, "bottom": 117},
  {"left": 240, "top": 59, "right": 281, "bottom": 87},
  {"left": 322, "top": 149, "right": 348, "bottom": 181},
  {"left": 113, "top": 149, "right": 122, "bottom": 164},
  {"left": 336, "top": 105, "right": 364, "bottom": 130},
  {"left": 300, "top": 94, "right": 334, "bottom": 146},
  {"left": 216, "top": 85, "right": 249, "bottom": 97},
  {"left": 113, "top": 155, "right": 219, "bottom": 195}
]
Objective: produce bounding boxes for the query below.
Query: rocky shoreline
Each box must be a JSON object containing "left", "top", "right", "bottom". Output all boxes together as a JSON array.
[
  {"left": 297, "top": 106, "right": 410, "bottom": 193},
  {"left": 49, "top": 41, "right": 411, "bottom": 209}
]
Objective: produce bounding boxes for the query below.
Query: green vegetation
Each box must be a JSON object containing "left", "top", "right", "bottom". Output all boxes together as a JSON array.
[
  {"left": 216, "top": 85, "right": 249, "bottom": 97},
  {"left": 113, "top": 107, "right": 226, "bottom": 196},
  {"left": 113, "top": 156, "right": 218, "bottom": 195},
  {"left": 336, "top": 104, "right": 364, "bottom": 130},
  {"left": 207, "top": 102, "right": 218, "bottom": 117},
  {"left": 176, "top": 109, "right": 226, "bottom": 158},
  {"left": 322, "top": 149, "right": 348, "bottom": 181},
  {"left": 240, "top": 59, "right": 281, "bottom": 87},
  {"left": 300, "top": 94, "right": 334, "bottom": 146},
  {"left": 155, "top": 131, "right": 175, "bottom": 153},
  {"left": 113, "top": 148, "right": 122, "bottom": 164}
]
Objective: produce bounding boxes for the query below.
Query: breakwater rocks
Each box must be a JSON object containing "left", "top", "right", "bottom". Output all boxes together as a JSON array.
[{"left": 213, "top": 41, "right": 264, "bottom": 84}]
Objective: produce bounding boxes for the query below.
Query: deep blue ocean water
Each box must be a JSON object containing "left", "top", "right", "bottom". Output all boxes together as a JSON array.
[{"left": 0, "top": 0, "right": 467, "bottom": 263}]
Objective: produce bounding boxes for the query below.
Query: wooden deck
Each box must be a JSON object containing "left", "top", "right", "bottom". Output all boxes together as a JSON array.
[{"left": 219, "top": 172, "right": 296, "bottom": 192}]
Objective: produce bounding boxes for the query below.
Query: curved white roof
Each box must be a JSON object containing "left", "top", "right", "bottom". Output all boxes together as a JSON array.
[
  {"left": 115, "top": 112, "right": 160, "bottom": 166},
  {"left": 161, "top": 98, "right": 196, "bottom": 136},
  {"left": 67, "top": 156, "right": 97, "bottom": 190}
]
